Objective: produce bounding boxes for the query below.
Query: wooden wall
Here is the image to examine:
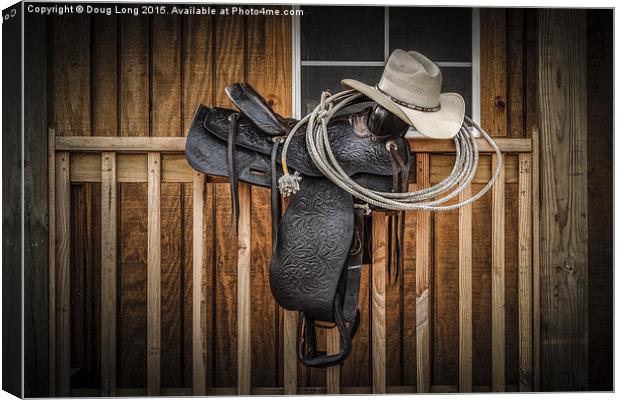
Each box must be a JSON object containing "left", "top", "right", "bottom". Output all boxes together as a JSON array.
[
  {"left": 49, "top": 9, "right": 291, "bottom": 392},
  {"left": 21, "top": 7, "right": 612, "bottom": 396}
]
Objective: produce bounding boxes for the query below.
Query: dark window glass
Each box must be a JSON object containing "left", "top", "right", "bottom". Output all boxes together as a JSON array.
[
  {"left": 301, "top": 66, "right": 384, "bottom": 115},
  {"left": 442, "top": 67, "right": 472, "bottom": 116},
  {"left": 299, "top": 7, "right": 474, "bottom": 119},
  {"left": 301, "top": 6, "right": 384, "bottom": 61},
  {"left": 389, "top": 7, "right": 472, "bottom": 62}
]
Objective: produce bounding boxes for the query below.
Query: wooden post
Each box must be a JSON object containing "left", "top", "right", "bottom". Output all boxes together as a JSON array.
[
  {"left": 326, "top": 330, "right": 340, "bottom": 394},
  {"left": 371, "top": 213, "right": 388, "bottom": 394},
  {"left": 192, "top": 173, "right": 206, "bottom": 395},
  {"left": 237, "top": 183, "right": 251, "bottom": 395},
  {"left": 491, "top": 154, "right": 506, "bottom": 392},
  {"left": 47, "top": 129, "right": 56, "bottom": 396},
  {"left": 518, "top": 154, "right": 533, "bottom": 391},
  {"left": 531, "top": 126, "right": 541, "bottom": 391},
  {"left": 282, "top": 311, "right": 297, "bottom": 395},
  {"left": 101, "top": 152, "right": 117, "bottom": 396},
  {"left": 147, "top": 152, "right": 161, "bottom": 396},
  {"left": 55, "top": 151, "right": 71, "bottom": 396},
  {"left": 458, "top": 185, "right": 473, "bottom": 392},
  {"left": 538, "top": 9, "right": 588, "bottom": 390},
  {"left": 415, "top": 153, "right": 432, "bottom": 393}
]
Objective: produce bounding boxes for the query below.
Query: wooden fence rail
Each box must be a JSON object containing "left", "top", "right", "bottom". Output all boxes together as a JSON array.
[{"left": 49, "top": 131, "right": 539, "bottom": 395}]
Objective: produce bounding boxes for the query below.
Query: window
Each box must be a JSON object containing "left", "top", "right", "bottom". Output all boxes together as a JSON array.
[{"left": 293, "top": 6, "right": 480, "bottom": 129}]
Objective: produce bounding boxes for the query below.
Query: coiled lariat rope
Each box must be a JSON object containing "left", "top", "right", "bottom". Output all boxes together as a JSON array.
[{"left": 278, "top": 89, "right": 503, "bottom": 211}]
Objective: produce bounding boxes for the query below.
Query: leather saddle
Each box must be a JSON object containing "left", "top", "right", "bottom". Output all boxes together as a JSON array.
[{"left": 185, "top": 82, "right": 412, "bottom": 368}]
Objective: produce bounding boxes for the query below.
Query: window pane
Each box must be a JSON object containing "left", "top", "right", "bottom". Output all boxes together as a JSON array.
[
  {"left": 442, "top": 67, "right": 472, "bottom": 117},
  {"left": 389, "top": 7, "right": 472, "bottom": 62},
  {"left": 301, "top": 6, "right": 384, "bottom": 61},
  {"left": 301, "top": 66, "right": 384, "bottom": 115},
  {"left": 301, "top": 66, "right": 471, "bottom": 118}
]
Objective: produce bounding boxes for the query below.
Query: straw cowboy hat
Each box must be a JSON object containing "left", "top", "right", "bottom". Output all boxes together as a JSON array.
[{"left": 342, "top": 49, "right": 465, "bottom": 139}]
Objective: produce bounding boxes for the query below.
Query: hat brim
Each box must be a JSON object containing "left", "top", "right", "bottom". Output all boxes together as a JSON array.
[{"left": 342, "top": 79, "right": 465, "bottom": 139}]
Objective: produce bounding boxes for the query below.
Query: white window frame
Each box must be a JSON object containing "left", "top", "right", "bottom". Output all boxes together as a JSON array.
[{"left": 292, "top": 7, "right": 481, "bottom": 126}]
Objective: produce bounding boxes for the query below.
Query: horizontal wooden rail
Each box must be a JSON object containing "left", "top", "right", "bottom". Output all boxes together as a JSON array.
[
  {"left": 408, "top": 137, "right": 531, "bottom": 153},
  {"left": 56, "top": 137, "right": 187, "bottom": 152},
  {"left": 55, "top": 136, "right": 532, "bottom": 153}
]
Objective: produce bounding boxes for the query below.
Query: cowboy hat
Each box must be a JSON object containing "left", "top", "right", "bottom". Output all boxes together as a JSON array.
[{"left": 342, "top": 49, "right": 465, "bottom": 139}]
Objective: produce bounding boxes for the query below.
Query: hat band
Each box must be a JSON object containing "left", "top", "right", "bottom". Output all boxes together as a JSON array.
[{"left": 375, "top": 85, "right": 441, "bottom": 112}]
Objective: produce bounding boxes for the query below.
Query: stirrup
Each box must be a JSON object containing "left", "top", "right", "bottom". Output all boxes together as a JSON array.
[{"left": 296, "top": 295, "right": 360, "bottom": 368}]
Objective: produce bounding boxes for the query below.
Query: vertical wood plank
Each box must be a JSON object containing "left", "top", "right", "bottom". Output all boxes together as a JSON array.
[
  {"left": 480, "top": 9, "right": 508, "bottom": 137},
  {"left": 491, "top": 154, "right": 506, "bottom": 391},
  {"left": 326, "top": 330, "right": 340, "bottom": 394},
  {"left": 506, "top": 9, "right": 525, "bottom": 138},
  {"left": 147, "top": 152, "right": 161, "bottom": 395},
  {"left": 91, "top": 14, "right": 118, "bottom": 391},
  {"left": 458, "top": 185, "right": 473, "bottom": 392},
  {"left": 213, "top": 14, "right": 245, "bottom": 387},
  {"left": 282, "top": 310, "right": 298, "bottom": 395},
  {"left": 92, "top": 15, "right": 118, "bottom": 137},
  {"left": 415, "top": 154, "right": 431, "bottom": 393},
  {"left": 118, "top": 15, "right": 150, "bottom": 388},
  {"left": 182, "top": 14, "right": 214, "bottom": 390},
  {"left": 101, "top": 152, "right": 117, "bottom": 396},
  {"left": 371, "top": 213, "right": 388, "bottom": 394},
  {"left": 48, "top": 129, "right": 56, "bottom": 396},
  {"left": 182, "top": 15, "right": 213, "bottom": 135},
  {"left": 55, "top": 152, "right": 71, "bottom": 396},
  {"left": 518, "top": 154, "right": 533, "bottom": 391},
  {"left": 237, "top": 183, "right": 251, "bottom": 395},
  {"left": 531, "top": 126, "right": 541, "bottom": 391},
  {"left": 539, "top": 10, "right": 588, "bottom": 390},
  {"left": 152, "top": 14, "right": 185, "bottom": 389},
  {"left": 402, "top": 183, "right": 418, "bottom": 387},
  {"left": 192, "top": 173, "right": 206, "bottom": 395},
  {"left": 245, "top": 15, "right": 280, "bottom": 388},
  {"left": 52, "top": 15, "right": 91, "bottom": 136}
]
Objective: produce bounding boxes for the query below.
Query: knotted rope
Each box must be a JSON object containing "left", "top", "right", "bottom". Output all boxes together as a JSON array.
[{"left": 279, "top": 89, "right": 503, "bottom": 211}]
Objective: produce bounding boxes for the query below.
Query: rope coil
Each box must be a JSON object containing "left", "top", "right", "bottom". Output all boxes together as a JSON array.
[{"left": 279, "top": 89, "right": 503, "bottom": 211}]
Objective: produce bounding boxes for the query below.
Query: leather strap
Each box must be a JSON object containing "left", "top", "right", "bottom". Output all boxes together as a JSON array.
[
  {"left": 270, "top": 139, "right": 282, "bottom": 253},
  {"left": 227, "top": 113, "right": 240, "bottom": 230},
  {"left": 342, "top": 207, "right": 364, "bottom": 322},
  {"left": 387, "top": 143, "right": 409, "bottom": 283},
  {"left": 297, "top": 296, "right": 360, "bottom": 368}
]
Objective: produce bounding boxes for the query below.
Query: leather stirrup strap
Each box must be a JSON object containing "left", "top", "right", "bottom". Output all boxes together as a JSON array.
[
  {"left": 227, "top": 113, "right": 240, "bottom": 230},
  {"left": 270, "top": 139, "right": 282, "bottom": 253},
  {"left": 388, "top": 144, "right": 409, "bottom": 283},
  {"left": 395, "top": 158, "right": 410, "bottom": 283},
  {"left": 387, "top": 214, "right": 394, "bottom": 282},
  {"left": 297, "top": 296, "right": 360, "bottom": 368},
  {"left": 342, "top": 207, "right": 364, "bottom": 322}
]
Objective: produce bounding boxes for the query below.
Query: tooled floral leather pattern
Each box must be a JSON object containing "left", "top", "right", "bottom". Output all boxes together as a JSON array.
[{"left": 269, "top": 177, "right": 354, "bottom": 322}]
